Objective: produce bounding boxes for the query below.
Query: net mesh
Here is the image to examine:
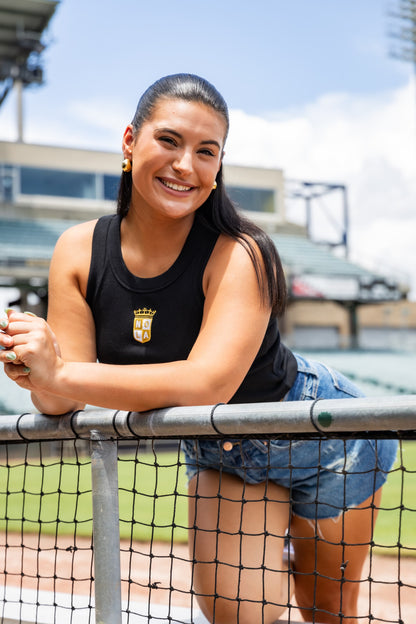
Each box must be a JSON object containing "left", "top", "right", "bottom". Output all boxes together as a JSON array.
[{"left": 0, "top": 435, "right": 415, "bottom": 623}]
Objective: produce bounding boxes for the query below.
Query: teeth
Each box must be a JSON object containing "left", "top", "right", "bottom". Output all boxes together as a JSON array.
[{"left": 161, "top": 179, "right": 192, "bottom": 192}]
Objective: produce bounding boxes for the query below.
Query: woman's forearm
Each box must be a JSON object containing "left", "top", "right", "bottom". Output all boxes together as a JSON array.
[{"left": 47, "top": 359, "right": 229, "bottom": 413}]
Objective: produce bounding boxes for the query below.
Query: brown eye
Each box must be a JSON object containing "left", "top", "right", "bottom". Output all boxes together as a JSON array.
[{"left": 159, "top": 136, "right": 177, "bottom": 146}]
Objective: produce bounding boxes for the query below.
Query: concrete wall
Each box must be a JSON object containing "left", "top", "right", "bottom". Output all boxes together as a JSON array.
[{"left": 282, "top": 299, "right": 416, "bottom": 351}]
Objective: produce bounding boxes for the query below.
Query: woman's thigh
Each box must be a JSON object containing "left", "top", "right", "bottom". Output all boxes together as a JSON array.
[
  {"left": 188, "top": 469, "right": 292, "bottom": 624},
  {"left": 290, "top": 488, "right": 382, "bottom": 624}
]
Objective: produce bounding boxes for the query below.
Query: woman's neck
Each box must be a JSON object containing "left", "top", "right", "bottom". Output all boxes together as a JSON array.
[{"left": 120, "top": 208, "right": 196, "bottom": 278}]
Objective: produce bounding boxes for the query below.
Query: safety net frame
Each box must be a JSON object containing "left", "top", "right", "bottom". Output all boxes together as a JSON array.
[{"left": 0, "top": 396, "right": 415, "bottom": 624}]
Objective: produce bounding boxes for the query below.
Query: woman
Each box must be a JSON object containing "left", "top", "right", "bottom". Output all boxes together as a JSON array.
[{"left": 1, "top": 74, "right": 397, "bottom": 624}]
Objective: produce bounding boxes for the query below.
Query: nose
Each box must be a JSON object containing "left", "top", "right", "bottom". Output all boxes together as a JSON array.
[{"left": 172, "top": 149, "right": 193, "bottom": 176}]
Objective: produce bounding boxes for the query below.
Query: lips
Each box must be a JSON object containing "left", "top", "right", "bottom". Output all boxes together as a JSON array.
[{"left": 158, "top": 178, "right": 195, "bottom": 192}]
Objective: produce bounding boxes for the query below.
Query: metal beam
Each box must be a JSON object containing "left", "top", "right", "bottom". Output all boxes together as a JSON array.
[{"left": 1, "top": 395, "right": 415, "bottom": 443}]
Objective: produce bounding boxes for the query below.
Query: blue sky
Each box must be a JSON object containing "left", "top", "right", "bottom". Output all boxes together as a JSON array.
[
  {"left": 1, "top": 0, "right": 409, "bottom": 143},
  {"left": 49, "top": 2, "right": 404, "bottom": 107},
  {"left": 26, "top": 1, "right": 409, "bottom": 111},
  {"left": 0, "top": 0, "right": 415, "bottom": 297}
]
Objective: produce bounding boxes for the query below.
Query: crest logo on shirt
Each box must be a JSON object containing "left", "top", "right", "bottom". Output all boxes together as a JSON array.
[{"left": 133, "top": 308, "right": 156, "bottom": 343}]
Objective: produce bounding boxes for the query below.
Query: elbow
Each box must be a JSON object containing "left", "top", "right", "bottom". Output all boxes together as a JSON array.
[
  {"left": 178, "top": 375, "right": 236, "bottom": 407},
  {"left": 31, "top": 392, "right": 85, "bottom": 416}
]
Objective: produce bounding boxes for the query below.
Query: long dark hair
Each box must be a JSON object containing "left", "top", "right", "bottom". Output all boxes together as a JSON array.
[{"left": 117, "top": 73, "right": 287, "bottom": 317}]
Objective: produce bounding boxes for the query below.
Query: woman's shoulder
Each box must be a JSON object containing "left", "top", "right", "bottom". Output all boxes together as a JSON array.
[
  {"left": 50, "top": 219, "right": 99, "bottom": 285},
  {"left": 212, "top": 231, "right": 263, "bottom": 265},
  {"left": 56, "top": 219, "right": 99, "bottom": 249},
  {"left": 47, "top": 219, "right": 107, "bottom": 298},
  {"left": 204, "top": 231, "right": 265, "bottom": 288}
]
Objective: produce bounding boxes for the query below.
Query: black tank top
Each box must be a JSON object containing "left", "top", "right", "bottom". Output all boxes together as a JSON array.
[{"left": 86, "top": 213, "right": 297, "bottom": 403}]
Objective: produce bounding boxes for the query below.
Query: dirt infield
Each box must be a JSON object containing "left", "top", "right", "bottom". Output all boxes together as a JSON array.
[{"left": 1, "top": 532, "right": 415, "bottom": 622}]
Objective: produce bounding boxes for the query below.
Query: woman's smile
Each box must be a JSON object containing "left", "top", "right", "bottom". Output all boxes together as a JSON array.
[{"left": 157, "top": 177, "right": 196, "bottom": 193}]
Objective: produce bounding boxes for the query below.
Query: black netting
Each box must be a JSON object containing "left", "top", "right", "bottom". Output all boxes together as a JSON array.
[{"left": 0, "top": 435, "right": 415, "bottom": 623}]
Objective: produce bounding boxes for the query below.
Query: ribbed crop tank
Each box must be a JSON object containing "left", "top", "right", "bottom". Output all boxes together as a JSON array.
[{"left": 86, "top": 213, "right": 297, "bottom": 403}]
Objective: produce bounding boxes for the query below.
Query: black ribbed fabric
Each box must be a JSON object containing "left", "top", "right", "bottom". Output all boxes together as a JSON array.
[{"left": 86, "top": 213, "right": 297, "bottom": 403}]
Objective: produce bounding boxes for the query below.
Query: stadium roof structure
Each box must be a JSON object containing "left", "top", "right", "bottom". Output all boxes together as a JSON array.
[{"left": 0, "top": 0, "right": 58, "bottom": 107}]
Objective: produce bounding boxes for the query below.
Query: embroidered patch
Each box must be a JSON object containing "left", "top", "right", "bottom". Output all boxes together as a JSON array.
[{"left": 133, "top": 308, "right": 156, "bottom": 343}]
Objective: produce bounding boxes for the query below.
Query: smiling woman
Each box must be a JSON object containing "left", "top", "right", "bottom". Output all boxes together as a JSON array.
[{"left": 1, "top": 73, "right": 398, "bottom": 624}]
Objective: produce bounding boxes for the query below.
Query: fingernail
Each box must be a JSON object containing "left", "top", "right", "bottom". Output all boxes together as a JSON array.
[
  {"left": 0, "top": 319, "right": 7, "bottom": 328},
  {"left": 24, "top": 311, "right": 37, "bottom": 317},
  {"left": 5, "top": 351, "right": 16, "bottom": 361},
  {"left": 23, "top": 367, "right": 31, "bottom": 373},
  {"left": 4, "top": 308, "right": 13, "bottom": 314}
]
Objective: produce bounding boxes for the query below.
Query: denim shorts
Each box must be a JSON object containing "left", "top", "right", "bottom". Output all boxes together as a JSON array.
[{"left": 182, "top": 353, "right": 398, "bottom": 519}]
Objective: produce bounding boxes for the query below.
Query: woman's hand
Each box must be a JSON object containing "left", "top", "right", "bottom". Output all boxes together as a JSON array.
[
  {"left": 0, "top": 309, "right": 14, "bottom": 354},
  {"left": 1, "top": 310, "right": 63, "bottom": 393}
]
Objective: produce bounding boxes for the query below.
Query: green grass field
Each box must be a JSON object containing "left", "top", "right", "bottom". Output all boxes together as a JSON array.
[{"left": 1, "top": 442, "right": 415, "bottom": 554}]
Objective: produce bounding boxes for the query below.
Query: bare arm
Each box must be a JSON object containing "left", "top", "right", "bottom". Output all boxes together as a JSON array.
[
  {"left": 3, "top": 232, "right": 271, "bottom": 413},
  {"left": 2, "top": 221, "right": 98, "bottom": 414}
]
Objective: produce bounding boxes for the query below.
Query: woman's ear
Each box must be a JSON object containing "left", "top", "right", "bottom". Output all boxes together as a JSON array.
[{"left": 122, "top": 124, "right": 134, "bottom": 158}]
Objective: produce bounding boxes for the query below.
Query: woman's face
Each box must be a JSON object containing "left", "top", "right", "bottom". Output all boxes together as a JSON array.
[{"left": 122, "top": 98, "right": 226, "bottom": 223}]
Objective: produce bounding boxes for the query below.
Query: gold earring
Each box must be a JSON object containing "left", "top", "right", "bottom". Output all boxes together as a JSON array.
[
  {"left": 212, "top": 181, "right": 217, "bottom": 190},
  {"left": 122, "top": 158, "right": 132, "bottom": 173}
]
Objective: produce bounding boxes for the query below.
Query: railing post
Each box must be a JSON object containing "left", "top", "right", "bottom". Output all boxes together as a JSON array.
[{"left": 90, "top": 430, "right": 122, "bottom": 624}]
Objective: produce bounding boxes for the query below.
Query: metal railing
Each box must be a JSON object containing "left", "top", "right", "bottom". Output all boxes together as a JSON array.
[{"left": 1, "top": 395, "right": 416, "bottom": 624}]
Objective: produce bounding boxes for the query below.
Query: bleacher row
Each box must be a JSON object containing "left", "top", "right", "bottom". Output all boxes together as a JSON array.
[{"left": 0, "top": 216, "right": 380, "bottom": 283}]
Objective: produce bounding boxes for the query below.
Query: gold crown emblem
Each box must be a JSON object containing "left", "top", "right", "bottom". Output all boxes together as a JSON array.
[{"left": 134, "top": 308, "right": 156, "bottom": 317}]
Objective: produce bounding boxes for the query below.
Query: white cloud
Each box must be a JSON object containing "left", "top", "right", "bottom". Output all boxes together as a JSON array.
[
  {"left": 227, "top": 82, "right": 416, "bottom": 177},
  {"left": 0, "top": 91, "right": 129, "bottom": 151},
  {"left": 225, "top": 79, "right": 416, "bottom": 298},
  {"left": 351, "top": 216, "right": 416, "bottom": 299}
]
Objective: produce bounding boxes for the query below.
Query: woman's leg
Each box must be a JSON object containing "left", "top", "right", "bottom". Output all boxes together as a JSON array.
[
  {"left": 291, "top": 488, "right": 382, "bottom": 624},
  {"left": 188, "top": 469, "right": 292, "bottom": 624}
]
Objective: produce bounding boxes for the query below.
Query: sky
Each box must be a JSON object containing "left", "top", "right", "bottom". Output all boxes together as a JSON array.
[{"left": 1, "top": 0, "right": 415, "bottom": 298}]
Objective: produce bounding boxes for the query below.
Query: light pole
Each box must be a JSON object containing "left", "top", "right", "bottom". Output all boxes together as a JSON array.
[{"left": 388, "top": 0, "right": 416, "bottom": 138}]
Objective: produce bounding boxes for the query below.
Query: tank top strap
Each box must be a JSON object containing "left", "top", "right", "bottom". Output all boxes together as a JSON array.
[{"left": 86, "top": 214, "right": 114, "bottom": 307}]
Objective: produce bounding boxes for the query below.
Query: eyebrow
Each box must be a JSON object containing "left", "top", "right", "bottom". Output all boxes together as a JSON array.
[{"left": 156, "top": 127, "right": 222, "bottom": 150}]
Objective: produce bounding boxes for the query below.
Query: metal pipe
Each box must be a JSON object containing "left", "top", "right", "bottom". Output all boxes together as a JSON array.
[
  {"left": 0, "top": 395, "right": 416, "bottom": 442},
  {"left": 90, "top": 431, "right": 122, "bottom": 624},
  {"left": 15, "top": 79, "right": 24, "bottom": 143},
  {"left": 127, "top": 395, "right": 416, "bottom": 437}
]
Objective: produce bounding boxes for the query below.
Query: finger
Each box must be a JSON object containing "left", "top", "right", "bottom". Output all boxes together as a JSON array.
[
  {"left": 6, "top": 309, "right": 37, "bottom": 318},
  {"left": 6, "top": 321, "right": 35, "bottom": 337},
  {"left": 6, "top": 313, "right": 42, "bottom": 338},
  {"left": 0, "top": 332, "right": 13, "bottom": 350},
  {"left": 4, "top": 362, "right": 31, "bottom": 380},
  {"left": 4, "top": 362, "right": 33, "bottom": 391},
  {"left": 5, "top": 310, "right": 37, "bottom": 324},
  {"left": 0, "top": 312, "right": 11, "bottom": 349},
  {"left": 0, "top": 314, "right": 8, "bottom": 330},
  {"left": 0, "top": 350, "right": 22, "bottom": 365},
  {"left": 4, "top": 351, "right": 17, "bottom": 362}
]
